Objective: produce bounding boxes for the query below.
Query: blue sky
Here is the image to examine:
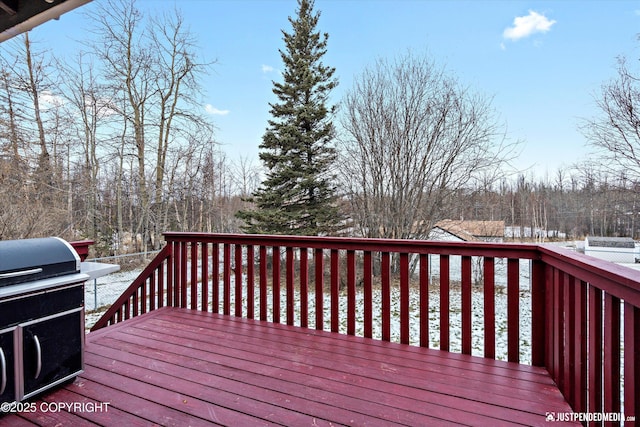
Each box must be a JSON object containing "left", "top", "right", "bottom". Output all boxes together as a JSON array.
[{"left": 28, "top": 0, "right": 640, "bottom": 177}]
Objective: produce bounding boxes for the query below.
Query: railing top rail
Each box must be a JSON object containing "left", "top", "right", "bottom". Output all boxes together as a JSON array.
[
  {"left": 162, "top": 232, "right": 540, "bottom": 259},
  {"left": 539, "top": 243, "right": 640, "bottom": 306}
]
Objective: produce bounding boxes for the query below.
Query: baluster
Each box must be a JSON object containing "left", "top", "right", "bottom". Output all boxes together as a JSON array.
[
  {"left": 272, "top": 246, "right": 281, "bottom": 324},
  {"left": 530, "top": 258, "right": 544, "bottom": 366},
  {"left": 364, "top": 251, "right": 373, "bottom": 339},
  {"left": 150, "top": 266, "right": 156, "bottom": 311},
  {"left": 461, "top": 255, "right": 472, "bottom": 354},
  {"left": 419, "top": 253, "right": 429, "bottom": 348},
  {"left": 330, "top": 249, "right": 339, "bottom": 333},
  {"left": 190, "top": 242, "right": 197, "bottom": 310},
  {"left": 140, "top": 275, "right": 147, "bottom": 314},
  {"left": 400, "top": 252, "right": 409, "bottom": 345},
  {"left": 588, "top": 285, "right": 603, "bottom": 415},
  {"left": 201, "top": 243, "right": 209, "bottom": 312},
  {"left": 247, "top": 245, "right": 254, "bottom": 319},
  {"left": 552, "top": 268, "right": 564, "bottom": 387},
  {"left": 180, "top": 241, "right": 187, "bottom": 308},
  {"left": 507, "top": 258, "right": 519, "bottom": 363},
  {"left": 347, "top": 250, "right": 356, "bottom": 336},
  {"left": 603, "top": 293, "right": 621, "bottom": 416},
  {"left": 157, "top": 260, "right": 163, "bottom": 309},
  {"left": 299, "top": 247, "right": 308, "bottom": 328},
  {"left": 624, "top": 302, "right": 640, "bottom": 422},
  {"left": 223, "top": 243, "right": 231, "bottom": 315},
  {"left": 563, "top": 273, "right": 574, "bottom": 405},
  {"left": 259, "top": 246, "right": 267, "bottom": 321},
  {"left": 440, "top": 254, "right": 450, "bottom": 352},
  {"left": 212, "top": 243, "right": 219, "bottom": 313},
  {"left": 572, "top": 279, "right": 587, "bottom": 413},
  {"left": 132, "top": 289, "right": 138, "bottom": 317},
  {"left": 286, "top": 246, "right": 295, "bottom": 326},
  {"left": 483, "top": 257, "right": 495, "bottom": 359},
  {"left": 315, "top": 248, "right": 324, "bottom": 330},
  {"left": 167, "top": 243, "right": 174, "bottom": 307},
  {"left": 235, "top": 244, "right": 243, "bottom": 317},
  {"left": 381, "top": 252, "right": 390, "bottom": 342}
]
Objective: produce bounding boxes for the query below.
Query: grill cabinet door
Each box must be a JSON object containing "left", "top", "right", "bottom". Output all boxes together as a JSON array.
[
  {"left": 21, "top": 308, "right": 83, "bottom": 399},
  {"left": 0, "top": 328, "right": 16, "bottom": 404}
]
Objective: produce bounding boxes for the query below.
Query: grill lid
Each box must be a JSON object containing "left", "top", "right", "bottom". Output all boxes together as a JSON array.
[{"left": 0, "top": 237, "right": 80, "bottom": 287}]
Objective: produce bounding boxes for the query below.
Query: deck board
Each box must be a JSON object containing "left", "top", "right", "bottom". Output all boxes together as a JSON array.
[{"left": 1, "top": 307, "right": 577, "bottom": 426}]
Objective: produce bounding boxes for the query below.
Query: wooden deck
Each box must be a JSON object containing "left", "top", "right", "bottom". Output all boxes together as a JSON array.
[{"left": 3, "top": 307, "right": 576, "bottom": 426}]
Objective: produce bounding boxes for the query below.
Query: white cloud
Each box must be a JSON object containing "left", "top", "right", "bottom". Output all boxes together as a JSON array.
[
  {"left": 503, "top": 10, "right": 556, "bottom": 41},
  {"left": 39, "top": 91, "right": 65, "bottom": 107},
  {"left": 205, "top": 104, "right": 229, "bottom": 116},
  {"left": 261, "top": 64, "right": 274, "bottom": 73}
]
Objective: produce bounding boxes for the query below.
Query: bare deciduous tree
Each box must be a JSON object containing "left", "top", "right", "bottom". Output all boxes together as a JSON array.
[
  {"left": 89, "top": 0, "right": 214, "bottom": 250},
  {"left": 582, "top": 56, "right": 640, "bottom": 177},
  {"left": 339, "top": 52, "right": 515, "bottom": 240}
]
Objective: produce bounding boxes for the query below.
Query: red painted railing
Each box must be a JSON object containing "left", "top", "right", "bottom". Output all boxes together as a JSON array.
[{"left": 91, "top": 232, "right": 640, "bottom": 423}]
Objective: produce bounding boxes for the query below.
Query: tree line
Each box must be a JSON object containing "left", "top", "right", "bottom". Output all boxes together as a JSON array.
[{"left": 1, "top": 0, "right": 638, "bottom": 256}]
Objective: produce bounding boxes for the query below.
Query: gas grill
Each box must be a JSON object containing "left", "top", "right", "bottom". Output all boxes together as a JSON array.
[{"left": 0, "top": 237, "right": 90, "bottom": 404}]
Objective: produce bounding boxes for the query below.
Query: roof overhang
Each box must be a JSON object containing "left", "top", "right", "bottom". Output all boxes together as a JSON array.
[{"left": 0, "top": 0, "right": 91, "bottom": 43}]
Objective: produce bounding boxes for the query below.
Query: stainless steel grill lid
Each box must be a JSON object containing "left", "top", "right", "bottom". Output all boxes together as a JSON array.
[{"left": 0, "top": 237, "right": 80, "bottom": 287}]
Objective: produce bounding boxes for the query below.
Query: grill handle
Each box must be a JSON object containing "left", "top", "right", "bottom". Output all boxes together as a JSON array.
[
  {"left": 0, "top": 347, "right": 5, "bottom": 395},
  {"left": 33, "top": 335, "right": 41, "bottom": 379},
  {"left": 0, "top": 268, "right": 43, "bottom": 279}
]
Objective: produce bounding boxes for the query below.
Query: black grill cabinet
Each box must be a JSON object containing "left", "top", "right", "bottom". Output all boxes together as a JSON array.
[{"left": 0, "top": 237, "right": 89, "bottom": 404}]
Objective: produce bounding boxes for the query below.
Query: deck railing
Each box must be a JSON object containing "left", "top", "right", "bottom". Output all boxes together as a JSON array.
[{"left": 91, "top": 232, "right": 640, "bottom": 423}]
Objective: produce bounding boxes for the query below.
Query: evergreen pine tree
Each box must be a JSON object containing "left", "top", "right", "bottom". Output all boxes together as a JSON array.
[{"left": 237, "top": 0, "right": 339, "bottom": 235}]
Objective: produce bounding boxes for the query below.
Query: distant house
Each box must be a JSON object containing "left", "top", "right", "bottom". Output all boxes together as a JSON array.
[
  {"left": 430, "top": 220, "right": 505, "bottom": 243},
  {"left": 584, "top": 236, "right": 637, "bottom": 263}
]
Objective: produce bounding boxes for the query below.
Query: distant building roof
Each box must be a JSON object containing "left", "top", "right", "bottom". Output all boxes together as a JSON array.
[
  {"left": 434, "top": 220, "right": 505, "bottom": 240},
  {"left": 585, "top": 236, "right": 635, "bottom": 249},
  {"left": 432, "top": 222, "right": 477, "bottom": 242}
]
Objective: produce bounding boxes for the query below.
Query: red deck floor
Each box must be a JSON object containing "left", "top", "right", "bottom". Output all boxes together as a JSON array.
[{"left": 1, "top": 307, "right": 576, "bottom": 426}]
